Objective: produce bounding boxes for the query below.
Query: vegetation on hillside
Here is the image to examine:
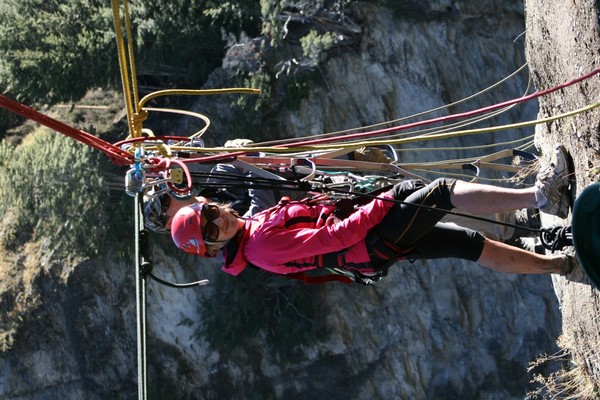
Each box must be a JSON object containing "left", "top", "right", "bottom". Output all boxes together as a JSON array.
[
  {"left": 0, "top": 127, "right": 124, "bottom": 257},
  {"left": 0, "top": 0, "right": 261, "bottom": 133}
]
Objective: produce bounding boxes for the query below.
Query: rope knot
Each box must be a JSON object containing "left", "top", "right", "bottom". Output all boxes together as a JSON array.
[{"left": 131, "top": 109, "right": 149, "bottom": 136}]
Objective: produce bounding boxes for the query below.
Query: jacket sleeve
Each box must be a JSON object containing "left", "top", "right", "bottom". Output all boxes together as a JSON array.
[{"left": 246, "top": 193, "right": 395, "bottom": 267}]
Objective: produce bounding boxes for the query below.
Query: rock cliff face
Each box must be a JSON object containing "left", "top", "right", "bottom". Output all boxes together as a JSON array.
[
  {"left": 2, "top": 0, "right": 598, "bottom": 399},
  {"left": 525, "top": 0, "right": 600, "bottom": 389}
]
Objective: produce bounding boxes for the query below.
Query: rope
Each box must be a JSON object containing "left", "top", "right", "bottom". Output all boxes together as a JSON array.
[
  {"left": 139, "top": 88, "right": 260, "bottom": 109},
  {"left": 110, "top": 2, "right": 262, "bottom": 141},
  {"left": 138, "top": 88, "right": 260, "bottom": 140},
  {"left": 247, "top": 63, "right": 531, "bottom": 147},
  {"left": 0, "top": 94, "right": 132, "bottom": 166},
  {"left": 189, "top": 67, "right": 594, "bottom": 154},
  {"left": 125, "top": 65, "right": 533, "bottom": 174},
  {"left": 539, "top": 225, "right": 573, "bottom": 252},
  {"left": 396, "top": 134, "right": 533, "bottom": 155},
  {"left": 372, "top": 69, "right": 534, "bottom": 143},
  {"left": 143, "top": 107, "right": 212, "bottom": 139},
  {"left": 134, "top": 194, "right": 148, "bottom": 400},
  {"left": 160, "top": 68, "right": 598, "bottom": 166},
  {"left": 173, "top": 97, "right": 600, "bottom": 160},
  {"left": 284, "top": 67, "right": 600, "bottom": 148},
  {"left": 111, "top": 0, "right": 139, "bottom": 138},
  {"left": 309, "top": 101, "right": 600, "bottom": 150},
  {"left": 123, "top": 0, "right": 140, "bottom": 111}
]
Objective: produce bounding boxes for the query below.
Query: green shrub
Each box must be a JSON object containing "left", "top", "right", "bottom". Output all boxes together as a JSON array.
[
  {"left": 0, "top": 128, "right": 125, "bottom": 257},
  {"left": 300, "top": 30, "right": 339, "bottom": 64}
]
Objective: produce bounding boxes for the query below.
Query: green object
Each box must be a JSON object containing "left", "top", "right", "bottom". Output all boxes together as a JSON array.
[{"left": 571, "top": 182, "right": 600, "bottom": 290}]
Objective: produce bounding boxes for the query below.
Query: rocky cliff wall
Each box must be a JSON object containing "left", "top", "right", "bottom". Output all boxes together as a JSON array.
[
  {"left": 525, "top": 0, "right": 600, "bottom": 390},
  {"left": 3, "top": 0, "right": 592, "bottom": 399}
]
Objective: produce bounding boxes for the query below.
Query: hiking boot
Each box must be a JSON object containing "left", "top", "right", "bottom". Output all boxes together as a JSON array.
[
  {"left": 560, "top": 250, "right": 590, "bottom": 284},
  {"left": 503, "top": 208, "right": 542, "bottom": 248},
  {"left": 535, "top": 145, "right": 572, "bottom": 218},
  {"left": 513, "top": 208, "right": 541, "bottom": 238}
]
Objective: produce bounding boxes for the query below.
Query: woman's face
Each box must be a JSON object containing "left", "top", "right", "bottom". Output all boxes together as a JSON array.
[{"left": 200, "top": 206, "right": 242, "bottom": 242}]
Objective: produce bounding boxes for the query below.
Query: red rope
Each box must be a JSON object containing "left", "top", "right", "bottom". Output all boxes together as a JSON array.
[
  {"left": 180, "top": 67, "right": 600, "bottom": 164},
  {"left": 2, "top": 67, "right": 597, "bottom": 167},
  {"left": 285, "top": 67, "right": 600, "bottom": 147},
  {"left": 0, "top": 94, "right": 133, "bottom": 166}
]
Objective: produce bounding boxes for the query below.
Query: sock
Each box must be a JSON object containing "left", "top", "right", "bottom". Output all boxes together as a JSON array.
[{"left": 534, "top": 188, "right": 548, "bottom": 208}]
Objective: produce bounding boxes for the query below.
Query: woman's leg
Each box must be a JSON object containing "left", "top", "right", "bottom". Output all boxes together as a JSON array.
[
  {"left": 377, "top": 179, "right": 456, "bottom": 246},
  {"left": 383, "top": 178, "right": 540, "bottom": 244},
  {"left": 477, "top": 238, "right": 566, "bottom": 274},
  {"left": 403, "top": 224, "right": 568, "bottom": 275},
  {"left": 450, "top": 144, "right": 571, "bottom": 217},
  {"left": 450, "top": 180, "right": 539, "bottom": 214},
  {"left": 402, "top": 223, "right": 486, "bottom": 261}
]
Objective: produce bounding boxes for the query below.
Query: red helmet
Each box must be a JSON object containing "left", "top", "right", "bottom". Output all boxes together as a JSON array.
[{"left": 171, "top": 203, "right": 208, "bottom": 256}]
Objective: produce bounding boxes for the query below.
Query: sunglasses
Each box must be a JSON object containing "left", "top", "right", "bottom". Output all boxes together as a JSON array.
[{"left": 202, "top": 204, "right": 221, "bottom": 242}]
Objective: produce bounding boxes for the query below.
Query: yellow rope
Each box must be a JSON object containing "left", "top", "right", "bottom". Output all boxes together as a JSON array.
[
  {"left": 169, "top": 100, "right": 599, "bottom": 154},
  {"left": 143, "top": 107, "right": 212, "bottom": 139},
  {"left": 123, "top": 0, "right": 140, "bottom": 112},
  {"left": 380, "top": 73, "right": 533, "bottom": 144},
  {"left": 392, "top": 134, "right": 534, "bottom": 154},
  {"left": 245, "top": 63, "right": 531, "bottom": 147},
  {"left": 138, "top": 88, "right": 260, "bottom": 140},
  {"left": 139, "top": 88, "right": 260, "bottom": 109},
  {"left": 111, "top": 0, "right": 136, "bottom": 138},
  {"left": 304, "top": 100, "right": 600, "bottom": 150},
  {"left": 111, "top": 0, "right": 260, "bottom": 140}
]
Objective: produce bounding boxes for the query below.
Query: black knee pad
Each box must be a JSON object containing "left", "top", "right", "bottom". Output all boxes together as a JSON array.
[
  {"left": 390, "top": 179, "right": 426, "bottom": 201},
  {"left": 425, "top": 178, "right": 456, "bottom": 210}
]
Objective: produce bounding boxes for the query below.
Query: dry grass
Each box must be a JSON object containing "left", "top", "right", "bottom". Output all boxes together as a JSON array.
[
  {"left": 507, "top": 155, "right": 540, "bottom": 186},
  {"left": 527, "top": 335, "right": 599, "bottom": 399}
]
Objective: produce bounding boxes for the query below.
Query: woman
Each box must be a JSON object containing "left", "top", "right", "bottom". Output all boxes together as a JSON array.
[
  {"left": 143, "top": 163, "right": 309, "bottom": 234},
  {"left": 170, "top": 146, "right": 577, "bottom": 282}
]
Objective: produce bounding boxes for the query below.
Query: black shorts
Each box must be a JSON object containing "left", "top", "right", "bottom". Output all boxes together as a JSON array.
[{"left": 368, "top": 178, "right": 485, "bottom": 267}]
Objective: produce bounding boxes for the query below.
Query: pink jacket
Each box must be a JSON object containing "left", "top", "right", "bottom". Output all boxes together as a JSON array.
[{"left": 222, "top": 192, "right": 395, "bottom": 277}]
